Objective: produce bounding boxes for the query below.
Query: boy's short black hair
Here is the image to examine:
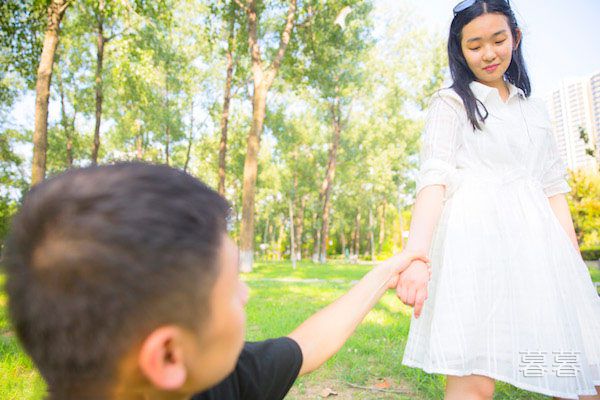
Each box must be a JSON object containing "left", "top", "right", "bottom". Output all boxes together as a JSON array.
[{"left": 3, "top": 163, "right": 230, "bottom": 399}]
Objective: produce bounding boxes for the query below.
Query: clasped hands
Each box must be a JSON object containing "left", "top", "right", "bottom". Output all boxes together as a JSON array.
[{"left": 382, "top": 250, "right": 432, "bottom": 319}]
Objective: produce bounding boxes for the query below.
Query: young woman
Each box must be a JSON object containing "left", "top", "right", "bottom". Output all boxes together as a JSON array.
[{"left": 395, "top": 1, "right": 600, "bottom": 399}]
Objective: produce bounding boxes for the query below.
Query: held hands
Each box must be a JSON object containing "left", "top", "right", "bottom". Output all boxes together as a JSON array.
[
  {"left": 381, "top": 250, "right": 430, "bottom": 290},
  {"left": 396, "top": 259, "right": 431, "bottom": 319}
]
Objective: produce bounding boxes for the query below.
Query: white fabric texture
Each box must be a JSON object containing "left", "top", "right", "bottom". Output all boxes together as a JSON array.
[{"left": 403, "top": 81, "right": 600, "bottom": 399}]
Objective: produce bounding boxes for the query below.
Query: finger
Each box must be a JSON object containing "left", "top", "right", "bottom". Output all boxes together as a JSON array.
[
  {"left": 386, "top": 275, "right": 400, "bottom": 289},
  {"left": 414, "top": 289, "right": 428, "bottom": 318},
  {"left": 397, "top": 283, "right": 408, "bottom": 304},
  {"left": 396, "top": 279, "right": 403, "bottom": 297},
  {"left": 407, "top": 286, "right": 417, "bottom": 306}
]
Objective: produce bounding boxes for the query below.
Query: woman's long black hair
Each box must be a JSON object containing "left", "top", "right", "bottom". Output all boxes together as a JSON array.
[{"left": 448, "top": 0, "right": 531, "bottom": 130}]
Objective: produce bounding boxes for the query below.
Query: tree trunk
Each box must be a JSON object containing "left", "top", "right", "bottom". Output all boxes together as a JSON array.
[
  {"left": 289, "top": 200, "right": 296, "bottom": 268},
  {"left": 311, "top": 208, "right": 321, "bottom": 262},
  {"left": 277, "top": 217, "right": 285, "bottom": 261},
  {"left": 354, "top": 212, "right": 361, "bottom": 256},
  {"left": 238, "top": 0, "right": 297, "bottom": 272},
  {"left": 184, "top": 98, "right": 194, "bottom": 173},
  {"left": 164, "top": 71, "right": 170, "bottom": 166},
  {"left": 294, "top": 194, "right": 306, "bottom": 261},
  {"left": 57, "top": 66, "right": 73, "bottom": 167},
  {"left": 32, "top": 0, "right": 70, "bottom": 185},
  {"left": 91, "top": 0, "right": 105, "bottom": 166},
  {"left": 378, "top": 202, "right": 386, "bottom": 252},
  {"left": 218, "top": 3, "right": 237, "bottom": 196},
  {"left": 239, "top": 84, "right": 267, "bottom": 271},
  {"left": 398, "top": 185, "right": 406, "bottom": 250},
  {"left": 369, "top": 208, "right": 376, "bottom": 263},
  {"left": 340, "top": 230, "right": 346, "bottom": 257},
  {"left": 318, "top": 95, "right": 342, "bottom": 263},
  {"left": 136, "top": 130, "right": 143, "bottom": 160}
]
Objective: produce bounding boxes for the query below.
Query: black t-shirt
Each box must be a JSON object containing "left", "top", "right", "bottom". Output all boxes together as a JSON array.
[{"left": 191, "top": 337, "right": 303, "bottom": 400}]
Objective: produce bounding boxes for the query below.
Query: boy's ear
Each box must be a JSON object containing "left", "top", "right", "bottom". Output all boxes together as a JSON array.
[{"left": 138, "top": 326, "right": 187, "bottom": 390}]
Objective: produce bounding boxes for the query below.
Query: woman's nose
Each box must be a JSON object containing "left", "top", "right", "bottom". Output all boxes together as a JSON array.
[{"left": 482, "top": 45, "right": 495, "bottom": 62}]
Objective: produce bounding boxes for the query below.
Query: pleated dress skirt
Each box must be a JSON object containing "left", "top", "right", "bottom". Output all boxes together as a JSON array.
[{"left": 402, "top": 173, "right": 600, "bottom": 399}]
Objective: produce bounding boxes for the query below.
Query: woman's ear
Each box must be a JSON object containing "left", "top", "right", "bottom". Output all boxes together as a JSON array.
[
  {"left": 513, "top": 28, "right": 522, "bottom": 50},
  {"left": 138, "top": 326, "right": 187, "bottom": 390}
]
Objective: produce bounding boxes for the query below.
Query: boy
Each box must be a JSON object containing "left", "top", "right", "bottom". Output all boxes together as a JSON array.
[{"left": 3, "top": 163, "right": 427, "bottom": 400}]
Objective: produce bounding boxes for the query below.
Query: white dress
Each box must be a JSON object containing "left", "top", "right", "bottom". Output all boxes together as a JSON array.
[{"left": 402, "top": 81, "right": 600, "bottom": 399}]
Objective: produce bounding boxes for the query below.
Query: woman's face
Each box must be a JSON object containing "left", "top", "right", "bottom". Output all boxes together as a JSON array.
[{"left": 460, "top": 12, "right": 520, "bottom": 87}]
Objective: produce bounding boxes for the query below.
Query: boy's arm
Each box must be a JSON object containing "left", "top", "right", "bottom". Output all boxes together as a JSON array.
[{"left": 287, "top": 251, "right": 427, "bottom": 376}]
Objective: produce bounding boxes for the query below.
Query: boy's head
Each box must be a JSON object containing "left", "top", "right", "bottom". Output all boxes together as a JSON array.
[{"left": 3, "top": 163, "right": 249, "bottom": 399}]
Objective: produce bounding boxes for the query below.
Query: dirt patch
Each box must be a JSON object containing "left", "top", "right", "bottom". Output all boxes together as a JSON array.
[{"left": 286, "top": 377, "right": 420, "bottom": 399}]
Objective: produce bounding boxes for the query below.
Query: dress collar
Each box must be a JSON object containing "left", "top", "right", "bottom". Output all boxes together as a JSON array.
[{"left": 469, "top": 80, "right": 525, "bottom": 103}]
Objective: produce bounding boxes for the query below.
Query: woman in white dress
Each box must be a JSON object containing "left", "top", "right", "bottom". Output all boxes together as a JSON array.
[{"left": 395, "top": 1, "right": 600, "bottom": 399}]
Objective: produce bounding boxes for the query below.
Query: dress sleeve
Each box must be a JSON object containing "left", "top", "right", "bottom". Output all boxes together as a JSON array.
[
  {"left": 537, "top": 102, "right": 571, "bottom": 197},
  {"left": 416, "top": 91, "right": 463, "bottom": 197}
]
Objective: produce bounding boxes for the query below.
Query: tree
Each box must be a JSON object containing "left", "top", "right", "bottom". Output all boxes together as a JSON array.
[
  {"left": 0, "top": 0, "right": 47, "bottom": 111},
  {"left": 215, "top": 0, "right": 247, "bottom": 195},
  {"left": 235, "top": 0, "right": 297, "bottom": 272},
  {"left": 288, "top": 1, "right": 373, "bottom": 263},
  {"left": 32, "top": 0, "right": 71, "bottom": 185},
  {"left": 567, "top": 169, "right": 600, "bottom": 247}
]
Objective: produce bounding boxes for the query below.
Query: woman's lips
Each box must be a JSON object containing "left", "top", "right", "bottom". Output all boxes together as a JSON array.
[{"left": 484, "top": 64, "right": 499, "bottom": 73}]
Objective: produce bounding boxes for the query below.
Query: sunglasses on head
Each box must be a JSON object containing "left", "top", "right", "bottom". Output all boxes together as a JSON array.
[{"left": 453, "top": 0, "right": 510, "bottom": 15}]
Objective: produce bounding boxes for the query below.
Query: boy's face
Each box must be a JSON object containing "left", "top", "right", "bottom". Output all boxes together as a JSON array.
[
  {"left": 186, "top": 235, "right": 249, "bottom": 390},
  {"left": 116, "top": 235, "right": 249, "bottom": 397}
]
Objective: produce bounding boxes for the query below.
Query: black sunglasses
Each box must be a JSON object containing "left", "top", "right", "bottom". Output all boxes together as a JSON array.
[{"left": 453, "top": 0, "right": 510, "bottom": 15}]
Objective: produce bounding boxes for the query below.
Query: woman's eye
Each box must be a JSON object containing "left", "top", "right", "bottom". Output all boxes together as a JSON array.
[
  {"left": 470, "top": 47, "right": 481, "bottom": 51},
  {"left": 495, "top": 39, "right": 506, "bottom": 45}
]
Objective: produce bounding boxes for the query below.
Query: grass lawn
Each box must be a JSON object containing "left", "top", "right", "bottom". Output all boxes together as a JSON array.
[{"left": 1, "top": 262, "right": 599, "bottom": 399}]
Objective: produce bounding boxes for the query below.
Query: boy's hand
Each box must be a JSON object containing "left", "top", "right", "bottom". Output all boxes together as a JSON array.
[
  {"left": 396, "top": 259, "right": 431, "bottom": 318},
  {"left": 382, "top": 250, "right": 429, "bottom": 289}
]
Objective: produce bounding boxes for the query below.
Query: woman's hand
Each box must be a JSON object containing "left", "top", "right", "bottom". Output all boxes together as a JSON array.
[
  {"left": 381, "top": 250, "right": 430, "bottom": 290},
  {"left": 396, "top": 259, "right": 431, "bottom": 318}
]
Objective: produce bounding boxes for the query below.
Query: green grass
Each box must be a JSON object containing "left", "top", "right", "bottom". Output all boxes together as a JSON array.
[
  {"left": 244, "top": 262, "right": 548, "bottom": 400},
  {"left": 1, "top": 263, "right": 599, "bottom": 399},
  {"left": 0, "top": 275, "right": 47, "bottom": 400}
]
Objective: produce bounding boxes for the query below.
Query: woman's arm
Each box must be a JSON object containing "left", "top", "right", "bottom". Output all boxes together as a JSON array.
[
  {"left": 396, "top": 184, "right": 445, "bottom": 317},
  {"left": 405, "top": 185, "right": 446, "bottom": 253},
  {"left": 547, "top": 193, "right": 580, "bottom": 252}
]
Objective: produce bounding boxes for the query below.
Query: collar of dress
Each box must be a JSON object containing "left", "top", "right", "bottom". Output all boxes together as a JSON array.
[{"left": 469, "top": 80, "right": 525, "bottom": 103}]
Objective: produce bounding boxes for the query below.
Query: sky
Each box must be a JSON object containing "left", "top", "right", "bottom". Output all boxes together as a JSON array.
[{"left": 378, "top": 0, "right": 600, "bottom": 97}]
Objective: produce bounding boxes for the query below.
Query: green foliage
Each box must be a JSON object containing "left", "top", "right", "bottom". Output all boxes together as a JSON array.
[
  {"left": 567, "top": 169, "right": 600, "bottom": 248},
  {"left": 581, "top": 247, "right": 600, "bottom": 261},
  {"left": 0, "top": 130, "right": 27, "bottom": 244},
  {"left": 0, "top": 0, "right": 48, "bottom": 92}
]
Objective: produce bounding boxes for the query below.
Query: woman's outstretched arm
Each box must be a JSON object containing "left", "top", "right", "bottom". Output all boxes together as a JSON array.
[{"left": 396, "top": 184, "right": 446, "bottom": 318}]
